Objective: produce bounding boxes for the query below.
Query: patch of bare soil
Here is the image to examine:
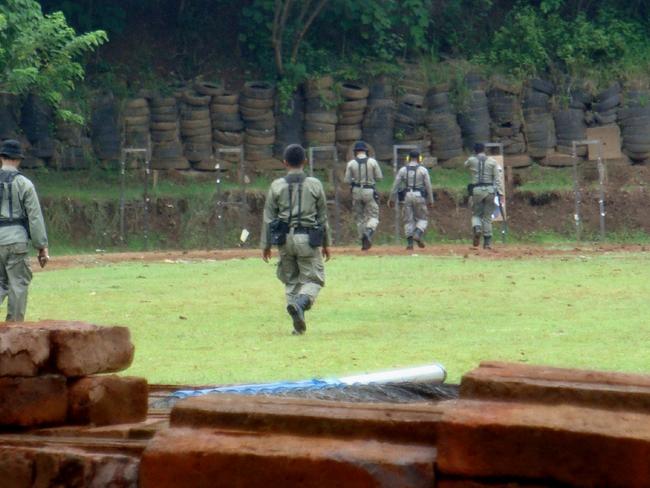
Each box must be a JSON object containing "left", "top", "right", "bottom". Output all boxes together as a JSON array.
[{"left": 37, "top": 244, "right": 649, "bottom": 272}]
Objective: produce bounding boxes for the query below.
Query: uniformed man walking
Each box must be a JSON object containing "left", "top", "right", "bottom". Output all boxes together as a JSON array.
[
  {"left": 0, "top": 140, "right": 49, "bottom": 322},
  {"left": 344, "top": 141, "right": 383, "bottom": 250},
  {"left": 261, "top": 144, "right": 331, "bottom": 335},
  {"left": 388, "top": 150, "right": 433, "bottom": 250},
  {"left": 465, "top": 142, "right": 504, "bottom": 249}
]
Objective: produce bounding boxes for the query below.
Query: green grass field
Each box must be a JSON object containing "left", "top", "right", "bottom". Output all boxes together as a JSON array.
[{"left": 24, "top": 251, "right": 650, "bottom": 385}]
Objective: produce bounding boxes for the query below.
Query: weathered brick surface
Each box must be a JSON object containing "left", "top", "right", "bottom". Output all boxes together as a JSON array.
[
  {"left": 0, "top": 321, "right": 134, "bottom": 377},
  {"left": 171, "top": 394, "right": 442, "bottom": 444},
  {"left": 436, "top": 399, "right": 650, "bottom": 488},
  {"left": 0, "top": 326, "right": 50, "bottom": 376},
  {"left": 0, "top": 445, "right": 138, "bottom": 488},
  {"left": 46, "top": 321, "right": 134, "bottom": 377},
  {"left": 140, "top": 428, "right": 436, "bottom": 488},
  {"left": 437, "top": 481, "right": 551, "bottom": 488},
  {"left": 461, "top": 361, "right": 650, "bottom": 411},
  {"left": 68, "top": 375, "right": 148, "bottom": 426},
  {"left": 0, "top": 375, "right": 67, "bottom": 427}
]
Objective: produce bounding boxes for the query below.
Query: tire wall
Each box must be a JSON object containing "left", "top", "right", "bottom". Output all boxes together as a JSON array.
[{"left": 6, "top": 76, "right": 650, "bottom": 170}]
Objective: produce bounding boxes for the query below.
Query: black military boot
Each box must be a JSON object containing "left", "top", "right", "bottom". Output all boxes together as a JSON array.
[
  {"left": 361, "top": 228, "right": 374, "bottom": 251},
  {"left": 483, "top": 235, "right": 492, "bottom": 250},
  {"left": 472, "top": 226, "right": 481, "bottom": 247},
  {"left": 287, "top": 294, "right": 311, "bottom": 335},
  {"left": 413, "top": 228, "right": 425, "bottom": 248},
  {"left": 406, "top": 237, "right": 414, "bottom": 250}
]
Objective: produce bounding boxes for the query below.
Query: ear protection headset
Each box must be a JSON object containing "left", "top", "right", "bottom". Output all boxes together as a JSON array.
[{"left": 406, "top": 153, "right": 424, "bottom": 163}]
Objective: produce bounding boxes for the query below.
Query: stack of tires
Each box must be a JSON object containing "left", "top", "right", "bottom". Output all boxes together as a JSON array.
[
  {"left": 398, "top": 62, "right": 428, "bottom": 98},
  {"left": 211, "top": 90, "right": 244, "bottom": 169},
  {"left": 150, "top": 96, "right": 187, "bottom": 170},
  {"left": 593, "top": 83, "right": 621, "bottom": 126},
  {"left": 123, "top": 98, "right": 150, "bottom": 151},
  {"left": 180, "top": 86, "right": 213, "bottom": 170},
  {"left": 619, "top": 88, "right": 650, "bottom": 162},
  {"left": 54, "top": 117, "right": 90, "bottom": 170},
  {"left": 488, "top": 81, "right": 525, "bottom": 155},
  {"left": 240, "top": 81, "right": 276, "bottom": 167},
  {"left": 554, "top": 109, "right": 587, "bottom": 156},
  {"left": 362, "top": 77, "right": 395, "bottom": 161},
  {"left": 425, "top": 84, "right": 463, "bottom": 163},
  {"left": 335, "top": 82, "right": 368, "bottom": 158},
  {"left": 20, "top": 94, "right": 55, "bottom": 167},
  {"left": 303, "top": 76, "right": 336, "bottom": 150},
  {"left": 90, "top": 94, "right": 122, "bottom": 167},
  {"left": 0, "top": 93, "right": 20, "bottom": 140},
  {"left": 274, "top": 91, "right": 304, "bottom": 164},
  {"left": 523, "top": 79, "right": 556, "bottom": 159},
  {"left": 458, "top": 75, "right": 490, "bottom": 150},
  {"left": 395, "top": 93, "right": 429, "bottom": 154}
]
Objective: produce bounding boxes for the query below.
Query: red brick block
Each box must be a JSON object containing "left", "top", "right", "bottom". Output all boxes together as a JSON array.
[
  {"left": 0, "top": 325, "right": 50, "bottom": 376},
  {"left": 436, "top": 399, "right": 650, "bottom": 488},
  {"left": 38, "top": 321, "right": 133, "bottom": 376},
  {"left": 171, "top": 394, "right": 442, "bottom": 445},
  {"left": 0, "top": 445, "right": 138, "bottom": 488},
  {"left": 461, "top": 361, "right": 650, "bottom": 411},
  {"left": 68, "top": 375, "right": 148, "bottom": 426},
  {"left": 140, "top": 428, "right": 436, "bottom": 488},
  {"left": 0, "top": 375, "right": 67, "bottom": 427}
]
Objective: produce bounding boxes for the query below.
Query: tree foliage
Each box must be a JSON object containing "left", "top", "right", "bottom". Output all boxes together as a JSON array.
[{"left": 0, "top": 0, "right": 107, "bottom": 121}]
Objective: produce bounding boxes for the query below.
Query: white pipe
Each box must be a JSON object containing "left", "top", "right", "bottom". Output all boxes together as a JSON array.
[{"left": 339, "top": 363, "right": 447, "bottom": 386}]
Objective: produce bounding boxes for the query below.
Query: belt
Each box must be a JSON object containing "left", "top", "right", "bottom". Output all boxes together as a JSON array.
[
  {"left": 473, "top": 183, "right": 493, "bottom": 187},
  {"left": 352, "top": 183, "right": 375, "bottom": 189},
  {"left": 291, "top": 226, "right": 312, "bottom": 234}
]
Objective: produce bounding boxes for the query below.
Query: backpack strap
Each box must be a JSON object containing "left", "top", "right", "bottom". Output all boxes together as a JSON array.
[
  {"left": 0, "top": 171, "right": 22, "bottom": 222},
  {"left": 477, "top": 155, "right": 488, "bottom": 185},
  {"left": 355, "top": 157, "right": 368, "bottom": 185},
  {"left": 284, "top": 174, "right": 306, "bottom": 227}
]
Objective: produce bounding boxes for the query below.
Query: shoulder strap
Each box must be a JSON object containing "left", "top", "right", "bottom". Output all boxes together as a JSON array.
[
  {"left": 477, "top": 155, "right": 487, "bottom": 184},
  {"left": 0, "top": 171, "right": 22, "bottom": 221},
  {"left": 355, "top": 157, "right": 367, "bottom": 184},
  {"left": 407, "top": 165, "right": 420, "bottom": 190},
  {"left": 284, "top": 174, "right": 306, "bottom": 226}
]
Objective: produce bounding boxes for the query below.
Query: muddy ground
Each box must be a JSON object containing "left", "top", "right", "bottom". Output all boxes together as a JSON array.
[{"left": 38, "top": 243, "right": 649, "bottom": 272}]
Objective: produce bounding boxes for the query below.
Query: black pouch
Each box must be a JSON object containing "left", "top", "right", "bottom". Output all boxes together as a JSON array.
[
  {"left": 467, "top": 183, "right": 475, "bottom": 196},
  {"left": 308, "top": 225, "right": 324, "bottom": 247},
  {"left": 269, "top": 219, "right": 289, "bottom": 246},
  {"left": 373, "top": 190, "right": 379, "bottom": 204},
  {"left": 397, "top": 189, "right": 406, "bottom": 202}
]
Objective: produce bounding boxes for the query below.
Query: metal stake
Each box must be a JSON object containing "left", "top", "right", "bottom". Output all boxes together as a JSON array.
[
  {"left": 572, "top": 139, "right": 605, "bottom": 242},
  {"left": 308, "top": 145, "right": 342, "bottom": 244}
]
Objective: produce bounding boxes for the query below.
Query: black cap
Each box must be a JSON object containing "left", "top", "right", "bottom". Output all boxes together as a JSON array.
[
  {"left": 0, "top": 140, "right": 24, "bottom": 160},
  {"left": 474, "top": 142, "right": 485, "bottom": 154},
  {"left": 353, "top": 141, "right": 368, "bottom": 152},
  {"left": 409, "top": 149, "right": 420, "bottom": 159}
]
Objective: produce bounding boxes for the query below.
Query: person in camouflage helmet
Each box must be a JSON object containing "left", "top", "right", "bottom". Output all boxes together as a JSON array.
[
  {"left": 261, "top": 144, "right": 331, "bottom": 335},
  {"left": 464, "top": 142, "right": 504, "bottom": 249},
  {"left": 344, "top": 141, "right": 383, "bottom": 250}
]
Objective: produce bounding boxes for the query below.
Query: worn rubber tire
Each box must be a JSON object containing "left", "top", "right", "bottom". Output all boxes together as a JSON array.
[
  {"left": 340, "top": 83, "right": 369, "bottom": 100},
  {"left": 242, "top": 81, "right": 275, "bottom": 100}
]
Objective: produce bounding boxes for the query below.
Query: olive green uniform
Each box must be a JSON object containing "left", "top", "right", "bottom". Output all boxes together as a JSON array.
[
  {"left": 344, "top": 156, "right": 383, "bottom": 238},
  {"left": 261, "top": 169, "right": 331, "bottom": 306},
  {"left": 0, "top": 168, "right": 48, "bottom": 322},
  {"left": 464, "top": 153, "right": 504, "bottom": 237},
  {"left": 389, "top": 163, "right": 434, "bottom": 238}
]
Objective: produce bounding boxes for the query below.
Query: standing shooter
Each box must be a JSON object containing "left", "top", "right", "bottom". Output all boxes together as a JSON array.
[
  {"left": 261, "top": 144, "right": 331, "bottom": 335},
  {"left": 344, "top": 141, "right": 383, "bottom": 250},
  {"left": 0, "top": 140, "right": 49, "bottom": 322},
  {"left": 388, "top": 150, "right": 434, "bottom": 250},
  {"left": 465, "top": 142, "right": 504, "bottom": 249}
]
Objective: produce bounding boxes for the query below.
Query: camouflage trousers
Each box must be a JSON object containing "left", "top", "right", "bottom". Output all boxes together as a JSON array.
[
  {"left": 471, "top": 189, "right": 497, "bottom": 237},
  {"left": 403, "top": 191, "right": 428, "bottom": 237},
  {"left": 0, "top": 242, "right": 33, "bottom": 322},
  {"left": 352, "top": 188, "right": 379, "bottom": 238},
  {"left": 276, "top": 229, "right": 325, "bottom": 306}
]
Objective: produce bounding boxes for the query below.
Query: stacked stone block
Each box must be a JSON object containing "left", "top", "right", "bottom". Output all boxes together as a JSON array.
[{"left": 0, "top": 321, "right": 147, "bottom": 429}]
